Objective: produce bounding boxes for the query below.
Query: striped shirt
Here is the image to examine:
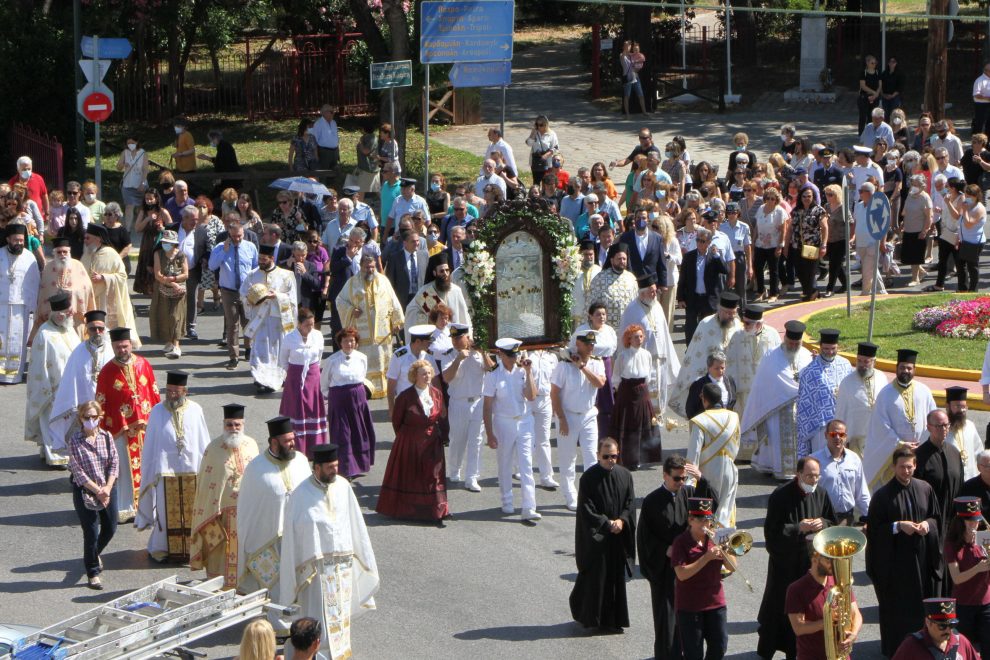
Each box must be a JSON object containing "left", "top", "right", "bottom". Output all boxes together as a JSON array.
[{"left": 68, "top": 429, "right": 119, "bottom": 509}]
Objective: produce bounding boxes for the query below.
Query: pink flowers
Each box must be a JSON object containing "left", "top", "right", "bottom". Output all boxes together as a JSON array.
[{"left": 913, "top": 297, "right": 990, "bottom": 339}]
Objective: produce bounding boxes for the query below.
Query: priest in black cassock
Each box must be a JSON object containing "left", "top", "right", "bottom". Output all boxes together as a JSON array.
[
  {"left": 959, "top": 448, "right": 990, "bottom": 517},
  {"left": 570, "top": 437, "right": 636, "bottom": 633},
  {"left": 638, "top": 454, "right": 718, "bottom": 660},
  {"left": 866, "top": 445, "right": 944, "bottom": 658},
  {"left": 914, "top": 409, "right": 962, "bottom": 560},
  {"left": 757, "top": 456, "right": 836, "bottom": 660}
]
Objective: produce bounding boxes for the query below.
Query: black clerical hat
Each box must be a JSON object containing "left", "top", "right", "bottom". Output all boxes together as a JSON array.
[
  {"left": 108, "top": 327, "right": 131, "bottom": 342},
  {"left": 819, "top": 328, "right": 840, "bottom": 345},
  {"left": 606, "top": 243, "right": 628, "bottom": 260},
  {"left": 313, "top": 444, "right": 339, "bottom": 464},
  {"left": 945, "top": 386, "right": 968, "bottom": 403},
  {"left": 259, "top": 244, "right": 276, "bottom": 256},
  {"left": 718, "top": 292, "right": 740, "bottom": 309},
  {"left": 266, "top": 415, "right": 293, "bottom": 438},
  {"left": 579, "top": 239, "right": 596, "bottom": 252},
  {"left": 166, "top": 371, "right": 188, "bottom": 386},
  {"left": 84, "top": 310, "right": 107, "bottom": 324},
  {"left": 52, "top": 237, "right": 71, "bottom": 249},
  {"left": 85, "top": 223, "right": 109, "bottom": 243},
  {"left": 637, "top": 273, "right": 657, "bottom": 289},
  {"left": 857, "top": 342, "right": 878, "bottom": 358},
  {"left": 223, "top": 403, "right": 245, "bottom": 420},
  {"left": 896, "top": 348, "right": 919, "bottom": 364},
  {"left": 48, "top": 292, "right": 71, "bottom": 312},
  {"left": 742, "top": 305, "right": 764, "bottom": 321},
  {"left": 784, "top": 320, "right": 806, "bottom": 341}
]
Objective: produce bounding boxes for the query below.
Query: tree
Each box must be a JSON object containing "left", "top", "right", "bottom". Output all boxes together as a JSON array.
[{"left": 924, "top": 0, "right": 949, "bottom": 118}]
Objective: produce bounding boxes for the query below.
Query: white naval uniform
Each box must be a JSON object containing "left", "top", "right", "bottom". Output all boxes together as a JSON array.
[
  {"left": 386, "top": 346, "right": 428, "bottom": 398},
  {"left": 551, "top": 356, "right": 605, "bottom": 508},
  {"left": 528, "top": 350, "right": 558, "bottom": 484},
  {"left": 443, "top": 349, "right": 488, "bottom": 483},
  {"left": 483, "top": 363, "right": 536, "bottom": 512}
]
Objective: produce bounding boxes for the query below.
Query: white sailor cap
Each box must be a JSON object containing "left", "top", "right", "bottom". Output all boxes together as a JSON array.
[
  {"left": 853, "top": 145, "right": 873, "bottom": 155},
  {"left": 409, "top": 324, "right": 435, "bottom": 339},
  {"left": 449, "top": 323, "right": 470, "bottom": 338},
  {"left": 495, "top": 337, "right": 523, "bottom": 353}
]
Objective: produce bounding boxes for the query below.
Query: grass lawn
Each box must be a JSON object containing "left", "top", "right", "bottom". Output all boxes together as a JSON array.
[
  {"left": 84, "top": 114, "right": 484, "bottom": 212},
  {"left": 803, "top": 293, "right": 985, "bottom": 370}
]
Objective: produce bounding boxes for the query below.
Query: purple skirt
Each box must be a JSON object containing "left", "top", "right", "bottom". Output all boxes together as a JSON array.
[
  {"left": 279, "top": 363, "right": 328, "bottom": 460},
  {"left": 596, "top": 356, "right": 615, "bottom": 439},
  {"left": 329, "top": 383, "right": 377, "bottom": 478}
]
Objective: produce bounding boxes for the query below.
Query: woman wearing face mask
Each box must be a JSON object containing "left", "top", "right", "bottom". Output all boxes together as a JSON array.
[
  {"left": 116, "top": 137, "right": 148, "bottom": 232},
  {"left": 779, "top": 124, "right": 797, "bottom": 161},
  {"left": 927, "top": 178, "right": 965, "bottom": 292},
  {"left": 134, "top": 189, "right": 171, "bottom": 295},
  {"left": 426, "top": 173, "right": 450, "bottom": 222},
  {"left": 900, "top": 174, "right": 933, "bottom": 286},
  {"left": 151, "top": 230, "right": 188, "bottom": 358},
  {"left": 526, "top": 115, "right": 559, "bottom": 186},
  {"left": 81, "top": 181, "right": 106, "bottom": 225},
  {"left": 753, "top": 188, "right": 787, "bottom": 302},
  {"left": 957, "top": 183, "right": 987, "bottom": 291},
  {"left": 882, "top": 149, "right": 904, "bottom": 227},
  {"left": 662, "top": 142, "right": 686, "bottom": 201},
  {"left": 727, "top": 132, "right": 757, "bottom": 178},
  {"left": 170, "top": 118, "right": 197, "bottom": 174},
  {"left": 68, "top": 400, "right": 119, "bottom": 590},
  {"left": 784, "top": 185, "right": 828, "bottom": 301}
]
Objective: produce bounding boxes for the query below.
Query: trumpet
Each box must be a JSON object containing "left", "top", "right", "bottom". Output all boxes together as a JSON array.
[{"left": 703, "top": 524, "right": 755, "bottom": 592}]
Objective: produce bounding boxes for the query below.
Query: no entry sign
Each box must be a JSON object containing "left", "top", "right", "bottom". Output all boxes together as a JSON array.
[{"left": 81, "top": 91, "right": 113, "bottom": 123}]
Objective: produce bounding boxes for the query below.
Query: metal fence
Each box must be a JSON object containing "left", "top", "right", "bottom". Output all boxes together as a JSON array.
[{"left": 10, "top": 123, "right": 64, "bottom": 192}]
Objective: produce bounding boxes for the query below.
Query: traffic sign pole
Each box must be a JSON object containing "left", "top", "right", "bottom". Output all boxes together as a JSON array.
[
  {"left": 842, "top": 176, "right": 851, "bottom": 317},
  {"left": 93, "top": 39, "right": 102, "bottom": 194},
  {"left": 424, "top": 64, "right": 430, "bottom": 192},
  {"left": 865, "top": 191, "right": 892, "bottom": 341}
]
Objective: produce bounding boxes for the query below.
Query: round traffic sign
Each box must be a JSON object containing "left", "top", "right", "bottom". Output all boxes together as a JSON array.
[
  {"left": 82, "top": 91, "right": 113, "bottom": 123},
  {"left": 866, "top": 191, "right": 891, "bottom": 242}
]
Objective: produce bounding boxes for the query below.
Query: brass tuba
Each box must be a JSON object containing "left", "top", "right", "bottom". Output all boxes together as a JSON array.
[{"left": 813, "top": 527, "right": 867, "bottom": 660}]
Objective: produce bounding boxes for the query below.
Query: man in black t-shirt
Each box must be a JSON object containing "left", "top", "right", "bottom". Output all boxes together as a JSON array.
[
  {"left": 960, "top": 133, "right": 990, "bottom": 189},
  {"left": 609, "top": 128, "right": 661, "bottom": 169}
]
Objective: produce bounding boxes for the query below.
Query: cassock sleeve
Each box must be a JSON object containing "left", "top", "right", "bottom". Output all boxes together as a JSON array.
[
  {"left": 765, "top": 487, "right": 801, "bottom": 557},
  {"left": 865, "top": 486, "right": 895, "bottom": 587},
  {"left": 620, "top": 470, "right": 636, "bottom": 566}
]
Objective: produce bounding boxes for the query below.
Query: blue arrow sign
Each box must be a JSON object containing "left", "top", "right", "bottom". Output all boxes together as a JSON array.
[
  {"left": 81, "top": 36, "right": 133, "bottom": 60},
  {"left": 420, "top": 1, "right": 514, "bottom": 64},
  {"left": 866, "top": 191, "right": 891, "bottom": 242},
  {"left": 450, "top": 61, "right": 512, "bottom": 88}
]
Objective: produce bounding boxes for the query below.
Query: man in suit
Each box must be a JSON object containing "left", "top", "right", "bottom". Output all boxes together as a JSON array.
[
  {"left": 685, "top": 349, "right": 737, "bottom": 420},
  {"left": 596, "top": 225, "right": 616, "bottom": 268},
  {"left": 619, "top": 207, "right": 667, "bottom": 282},
  {"left": 677, "top": 227, "right": 729, "bottom": 344},
  {"left": 327, "top": 228, "right": 366, "bottom": 343},
  {"left": 168, "top": 205, "right": 209, "bottom": 340},
  {"left": 383, "top": 228, "right": 428, "bottom": 311},
  {"left": 261, "top": 224, "right": 293, "bottom": 265},
  {"left": 445, "top": 225, "right": 467, "bottom": 272},
  {"left": 286, "top": 240, "right": 323, "bottom": 311}
]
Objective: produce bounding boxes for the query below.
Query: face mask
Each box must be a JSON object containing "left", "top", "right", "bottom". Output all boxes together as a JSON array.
[
  {"left": 19, "top": 170, "right": 31, "bottom": 180},
  {"left": 800, "top": 481, "right": 817, "bottom": 494},
  {"left": 165, "top": 244, "right": 177, "bottom": 253},
  {"left": 174, "top": 126, "right": 182, "bottom": 135},
  {"left": 84, "top": 193, "right": 96, "bottom": 203},
  {"left": 966, "top": 198, "right": 977, "bottom": 207},
  {"left": 127, "top": 143, "right": 137, "bottom": 151},
  {"left": 745, "top": 326, "right": 758, "bottom": 336},
  {"left": 781, "top": 134, "right": 788, "bottom": 142},
  {"left": 83, "top": 418, "right": 101, "bottom": 432},
  {"left": 736, "top": 145, "right": 746, "bottom": 151},
  {"left": 552, "top": 160, "right": 561, "bottom": 168},
  {"left": 664, "top": 151, "right": 673, "bottom": 159},
  {"left": 648, "top": 212, "right": 657, "bottom": 220},
  {"left": 885, "top": 161, "right": 897, "bottom": 172},
  {"left": 635, "top": 219, "right": 648, "bottom": 230},
  {"left": 430, "top": 182, "right": 440, "bottom": 192},
  {"left": 427, "top": 234, "right": 438, "bottom": 245}
]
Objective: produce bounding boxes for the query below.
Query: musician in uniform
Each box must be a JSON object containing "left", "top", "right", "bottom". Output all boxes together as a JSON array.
[
  {"left": 943, "top": 496, "right": 990, "bottom": 653},
  {"left": 890, "top": 598, "right": 980, "bottom": 660}
]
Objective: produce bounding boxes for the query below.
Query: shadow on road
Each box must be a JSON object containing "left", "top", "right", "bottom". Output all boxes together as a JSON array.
[{"left": 453, "top": 620, "right": 589, "bottom": 641}]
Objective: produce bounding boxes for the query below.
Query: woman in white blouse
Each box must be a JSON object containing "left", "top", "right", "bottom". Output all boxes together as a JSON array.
[
  {"left": 654, "top": 213, "right": 682, "bottom": 329},
  {"left": 321, "top": 327, "right": 377, "bottom": 478},
  {"left": 277, "top": 307, "right": 327, "bottom": 460},
  {"left": 570, "top": 302, "right": 619, "bottom": 438},
  {"left": 609, "top": 324, "right": 658, "bottom": 469}
]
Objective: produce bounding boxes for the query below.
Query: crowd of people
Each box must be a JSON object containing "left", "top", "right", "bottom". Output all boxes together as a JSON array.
[{"left": 5, "top": 89, "right": 990, "bottom": 658}]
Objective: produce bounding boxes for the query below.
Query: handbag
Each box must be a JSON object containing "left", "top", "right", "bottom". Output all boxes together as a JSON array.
[{"left": 800, "top": 244, "right": 819, "bottom": 260}]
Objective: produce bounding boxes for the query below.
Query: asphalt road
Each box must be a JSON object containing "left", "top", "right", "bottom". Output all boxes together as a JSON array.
[{"left": 0, "top": 296, "right": 982, "bottom": 659}]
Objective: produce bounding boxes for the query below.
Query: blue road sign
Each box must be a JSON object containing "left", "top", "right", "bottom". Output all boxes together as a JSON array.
[
  {"left": 866, "top": 191, "right": 891, "bottom": 241},
  {"left": 81, "top": 36, "right": 133, "bottom": 60},
  {"left": 420, "top": 1, "right": 514, "bottom": 63},
  {"left": 450, "top": 61, "right": 511, "bottom": 88}
]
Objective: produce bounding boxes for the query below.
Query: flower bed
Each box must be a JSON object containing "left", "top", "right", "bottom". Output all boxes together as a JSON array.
[{"left": 912, "top": 297, "right": 990, "bottom": 339}]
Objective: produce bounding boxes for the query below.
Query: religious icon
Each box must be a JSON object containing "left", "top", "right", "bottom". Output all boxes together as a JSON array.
[{"left": 495, "top": 231, "right": 545, "bottom": 339}]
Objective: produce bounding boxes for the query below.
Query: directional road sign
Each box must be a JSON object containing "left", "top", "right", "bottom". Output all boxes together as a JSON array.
[
  {"left": 867, "top": 191, "right": 891, "bottom": 242},
  {"left": 77, "top": 82, "right": 115, "bottom": 123},
  {"left": 370, "top": 60, "right": 413, "bottom": 90},
  {"left": 81, "top": 36, "right": 133, "bottom": 60},
  {"left": 79, "top": 59, "right": 112, "bottom": 84},
  {"left": 450, "top": 61, "right": 512, "bottom": 88},
  {"left": 420, "top": 1, "right": 514, "bottom": 63}
]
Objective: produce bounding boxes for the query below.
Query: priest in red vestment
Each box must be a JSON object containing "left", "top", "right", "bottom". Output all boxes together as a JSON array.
[{"left": 96, "top": 327, "right": 160, "bottom": 522}]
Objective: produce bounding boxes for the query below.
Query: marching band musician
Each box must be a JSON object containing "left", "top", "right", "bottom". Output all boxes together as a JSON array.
[
  {"left": 891, "top": 598, "right": 980, "bottom": 660},
  {"left": 943, "top": 496, "right": 990, "bottom": 653},
  {"left": 785, "top": 544, "right": 862, "bottom": 660}
]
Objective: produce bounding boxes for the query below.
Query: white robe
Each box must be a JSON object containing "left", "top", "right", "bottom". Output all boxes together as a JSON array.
[
  {"left": 136, "top": 400, "right": 211, "bottom": 560},
  {"left": 619, "top": 297, "right": 680, "bottom": 413},
  {"left": 24, "top": 320, "right": 79, "bottom": 465},
  {"left": 49, "top": 339, "right": 114, "bottom": 451},
  {"left": 863, "top": 380, "right": 936, "bottom": 492},
  {"left": 668, "top": 314, "right": 743, "bottom": 419},
  {"left": 834, "top": 369, "right": 888, "bottom": 456},
  {"left": 943, "top": 421, "right": 983, "bottom": 481},
  {"left": 241, "top": 267, "right": 298, "bottom": 390},
  {"left": 742, "top": 346, "right": 812, "bottom": 479},
  {"left": 237, "top": 450, "right": 311, "bottom": 633},
  {"left": 688, "top": 408, "right": 740, "bottom": 528},
  {"left": 571, "top": 264, "right": 601, "bottom": 326},
  {"left": 280, "top": 476, "right": 379, "bottom": 658},
  {"left": 726, "top": 326, "right": 781, "bottom": 460},
  {"left": 403, "top": 281, "right": 471, "bottom": 344},
  {"left": 0, "top": 247, "right": 40, "bottom": 384}
]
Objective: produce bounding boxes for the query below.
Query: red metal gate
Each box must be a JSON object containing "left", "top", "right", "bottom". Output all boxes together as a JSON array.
[{"left": 10, "top": 123, "right": 64, "bottom": 192}]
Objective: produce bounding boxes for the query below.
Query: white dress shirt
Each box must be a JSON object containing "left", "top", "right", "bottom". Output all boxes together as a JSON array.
[
  {"left": 614, "top": 347, "right": 652, "bottom": 382},
  {"left": 278, "top": 328, "right": 326, "bottom": 389},
  {"left": 551, "top": 358, "right": 605, "bottom": 413},
  {"left": 483, "top": 363, "right": 531, "bottom": 417},
  {"left": 811, "top": 446, "right": 871, "bottom": 516},
  {"left": 415, "top": 384, "right": 434, "bottom": 416},
  {"left": 311, "top": 116, "right": 339, "bottom": 149},
  {"left": 322, "top": 349, "right": 367, "bottom": 388}
]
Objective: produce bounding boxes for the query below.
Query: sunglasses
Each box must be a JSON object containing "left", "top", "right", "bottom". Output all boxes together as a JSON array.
[
  {"left": 82, "top": 415, "right": 100, "bottom": 421},
  {"left": 828, "top": 432, "right": 848, "bottom": 439},
  {"left": 932, "top": 622, "right": 953, "bottom": 631},
  {"left": 671, "top": 475, "right": 687, "bottom": 482},
  {"left": 601, "top": 454, "right": 620, "bottom": 460},
  {"left": 87, "top": 326, "right": 106, "bottom": 333}
]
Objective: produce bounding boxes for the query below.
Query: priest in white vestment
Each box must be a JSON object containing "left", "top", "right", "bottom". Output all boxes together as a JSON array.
[
  {"left": 403, "top": 253, "right": 470, "bottom": 343},
  {"left": 619, "top": 274, "right": 680, "bottom": 414},
  {"left": 726, "top": 305, "right": 780, "bottom": 461},
  {"left": 834, "top": 341, "right": 887, "bottom": 456},
  {"left": 237, "top": 416, "right": 311, "bottom": 635},
  {"left": 942, "top": 386, "right": 984, "bottom": 480},
  {"left": 80, "top": 224, "right": 141, "bottom": 348},
  {"left": 50, "top": 310, "right": 114, "bottom": 451},
  {"left": 136, "top": 372, "right": 211, "bottom": 562},
  {"left": 743, "top": 320, "right": 813, "bottom": 480},
  {"left": 28, "top": 237, "right": 95, "bottom": 342},
  {"left": 241, "top": 245, "right": 298, "bottom": 393},
  {"left": 280, "top": 444, "right": 379, "bottom": 660},
  {"left": 0, "top": 225, "right": 40, "bottom": 384},
  {"left": 571, "top": 240, "right": 601, "bottom": 326},
  {"left": 24, "top": 293, "right": 80, "bottom": 466},
  {"left": 796, "top": 329, "right": 854, "bottom": 458},
  {"left": 863, "top": 348, "right": 936, "bottom": 492},
  {"left": 668, "top": 292, "right": 743, "bottom": 419},
  {"left": 688, "top": 382, "right": 741, "bottom": 528}
]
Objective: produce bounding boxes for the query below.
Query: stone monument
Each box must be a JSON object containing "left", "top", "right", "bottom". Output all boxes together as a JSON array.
[{"left": 784, "top": 7, "right": 837, "bottom": 103}]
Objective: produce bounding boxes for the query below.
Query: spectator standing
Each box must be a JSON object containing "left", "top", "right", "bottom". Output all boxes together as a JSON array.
[
  {"left": 822, "top": 185, "right": 848, "bottom": 296},
  {"left": 376, "top": 123, "right": 401, "bottom": 174},
  {"left": 973, "top": 62, "right": 990, "bottom": 136},
  {"left": 857, "top": 55, "right": 882, "bottom": 136},
  {"left": 880, "top": 56, "right": 904, "bottom": 119},
  {"left": 164, "top": 180, "right": 195, "bottom": 224},
  {"left": 525, "top": 115, "right": 559, "bottom": 186},
  {"left": 786, "top": 186, "right": 828, "bottom": 301},
  {"left": 115, "top": 138, "right": 148, "bottom": 231},
  {"left": 288, "top": 118, "right": 319, "bottom": 173},
  {"left": 198, "top": 129, "right": 241, "bottom": 194},
  {"left": 379, "top": 165, "right": 402, "bottom": 235},
  {"left": 620, "top": 40, "right": 647, "bottom": 116},
  {"left": 9, "top": 156, "right": 49, "bottom": 218},
  {"left": 208, "top": 220, "right": 258, "bottom": 370},
  {"left": 170, "top": 117, "right": 197, "bottom": 174},
  {"left": 348, "top": 122, "right": 381, "bottom": 193},
  {"left": 235, "top": 193, "right": 264, "bottom": 235},
  {"left": 311, "top": 104, "right": 340, "bottom": 172},
  {"left": 860, "top": 106, "right": 895, "bottom": 148},
  {"left": 151, "top": 230, "right": 188, "bottom": 358},
  {"left": 901, "top": 174, "right": 934, "bottom": 286},
  {"left": 958, "top": 184, "right": 987, "bottom": 292},
  {"left": 933, "top": 120, "right": 965, "bottom": 167},
  {"left": 928, "top": 178, "right": 964, "bottom": 292}
]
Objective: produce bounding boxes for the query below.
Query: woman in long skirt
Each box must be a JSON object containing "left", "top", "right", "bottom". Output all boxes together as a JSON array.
[
  {"left": 376, "top": 359, "right": 450, "bottom": 524},
  {"left": 278, "top": 307, "right": 327, "bottom": 459},
  {"left": 321, "top": 327, "right": 376, "bottom": 478},
  {"left": 151, "top": 231, "right": 187, "bottom": 358},
  {"left": 571, "top": 302, "right": 617, "bottom": 439},
  {"left": 610, "top": 324, "right": 660, "bottom": 469}
]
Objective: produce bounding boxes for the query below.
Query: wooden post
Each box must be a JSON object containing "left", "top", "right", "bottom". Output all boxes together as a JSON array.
[
  {"left": 924, "top": 0, "right": 949, "bottom": 119},
  {"left": 591, "top": 23, "right": 601, "bottom": 99}
]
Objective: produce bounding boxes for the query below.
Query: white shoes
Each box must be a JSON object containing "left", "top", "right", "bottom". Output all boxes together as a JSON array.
[
  {"left": 522, "top": 509, "right": 542, "bottom": 521},
  {"left": 539, "top": 478, "right": 560, "bottom": 490},
  {"left": 501, "top": 504, "right": 515, "bottom": 514},
  {"left": 566, "top": 503, "right": 578, "bottom": 512},
  {"left": 447, "top": 473, "right": 462, "bottom": 483},
  {"left": 464, "top": 479, "right": 481, "bottom": 492},
  {"left": 163, "top": 344, "right": 181, "bottom": 359}
]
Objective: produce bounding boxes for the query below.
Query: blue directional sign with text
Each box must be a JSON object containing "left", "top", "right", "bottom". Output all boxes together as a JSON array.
[
  {"left": 420, "top": 1, "right": 514, "bottom": 64},
  {"left": 867, "top": 191, "right": 891, "bottom": 241},
  {"left": 450, "top": 61, "right": 512, "bottom": 88},
  {"left": 81, "top": 36, "right": 133, "bottom": 60}
]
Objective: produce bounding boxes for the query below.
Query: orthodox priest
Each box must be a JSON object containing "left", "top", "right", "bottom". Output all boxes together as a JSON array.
[
  {"left": 864, "top": 348, "right": 937, "bottom": 492},
  {"left": 24, "top": 293, "right": 80, "bottom": 467},
  {"left": 189, "top": 403, "right": 259, "bottom": 588},
  {"left": 572, "top": 239, "right": 601, "bottom": 326},
  {"left": 866, "top": 445, "right": 944, "bottom": 657},
  {"left": 279, "top": 444, "right": 379, "bottom": 659},
  {"left": 80, "top": 223, "right": 140, "bottom": 348},
  {"left": 668, "top": 292, "right": 743, "bottom": 420},
  {"left": 726, "top": 305, "right": 780, "bottom": 461},
  {"left": 240, "top": 244, "right": 297, "bottom": 394},
  {"left": 335, "top": 254, "right": 404, "bottom": 398},
  {"left": 757, "top": 456, "right": 836, "bottom": 660},
  {"left": 834, "top": 342, "right": 887, "bottom": 456},
  {"left": 29, "top": 237, "right": 94, "bottom": 341},
  {"left": 96, "top": 327, "right": 159, "bottom": 522},
  {"left": 569, "top": 438, "right": 637, "bottom": 633},
  {"left": 745, "top": 320, "right": 813, "bottom": 480},
  {"left": 914, "top": 408, "right": 962, "bottom": 554},
  {"left": 943, "top": 386, "right": 983, "bottom": 480},
  {"left": 0, "top": 224, "right": 40, "bottom": 384},
  {"left": 137, "top": 371, "right": 211, "bottom": 563},
  {"left": 619, "top": 273, "right": 680, "bottom": 415},
  {"left": 588, "top": 243, "right": 639, "bottom": 333},
  {"left": 403, "top": 253, "right": 470, "bottom": 343},
  {"left": 237, "top": 416, "right": 311, "bottom": 634},
  {"left": 687, "top": 383, "right": 740, "bottom": 528},
  {"left": 796, "top": 328, "right": 854, "bottom": 458},
  {"left": 637, "top": 455, "right": 717, "bottom": 660},
  {"left": 50, "top": 310, "right": 114, "bottom": 451}
]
